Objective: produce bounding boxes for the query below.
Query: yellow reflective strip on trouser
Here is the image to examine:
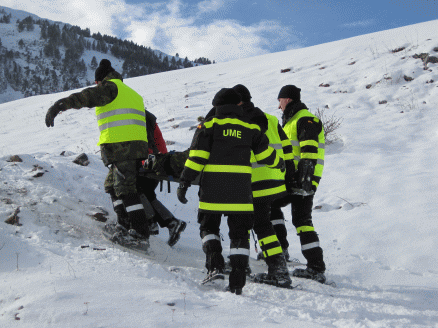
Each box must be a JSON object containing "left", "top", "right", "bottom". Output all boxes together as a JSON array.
[
  {"left": 185, "top": 159, "right": 205, "bottom": 172},
  {"left": 189, "top": 150, "right": 210, "bottom": 160},
  {"left": 253, "top": 185, "right": 286, "bottom": 198},
  {"left": 199, "top": 202, "right": 253, "bottom": 212},
  {"left": 296, "top": 226, "right": 315, "bottom": 234},
  {"left": 264, "top": 246, "right": 283, "bottom": 257},
  {"left": 258, "top": 235, "right": 279, "bottom": 246},
  {"left": 259, "top": 235, "right": 283, "bottom": 258},
  {"left": 300, "top": 140, "right": 318, "bottom": 147},
  {"left": 203, "top": 165, "right": 252, "bottom": 174}
]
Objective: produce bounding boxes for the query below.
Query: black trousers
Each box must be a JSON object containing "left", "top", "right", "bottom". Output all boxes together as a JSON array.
[
  {"left": 198, "top": 211, "right": 253, "bottom": 289},
  {"left": 197, "top": 212, "right": 253, "bottom": 241},
  {"left": 252, "top": 201, "right": 283, "bottom": 258},
  {"left": 271, "top": 194, "right": 326, "bottom": 272}
]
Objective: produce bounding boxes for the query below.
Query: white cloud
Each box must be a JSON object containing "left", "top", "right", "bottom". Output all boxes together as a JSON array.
[
  {"left": 342, "top": 19, "right": 375, "bottom": 28},
  {"left": 3, "top": 0, "right": 296, "bottom": 62},
  {"left": 197, "top": 0, "right": 224, "bottom": 14},
  {"left": 2, "top": 0, "right": 127, "bottom": 36}
]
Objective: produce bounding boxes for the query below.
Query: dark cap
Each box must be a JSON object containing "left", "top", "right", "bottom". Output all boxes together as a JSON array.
[
  {"left": 95, "top": 59, "right": 115, "bottom": 82},
  {"left": 212, "top": 88, "right": 242, "bottom": 106},
  {"left": 232, "top": 84, "right": 251, "bottom": 102},
  {"left": 277, "top": 85, "right": 301, "bottom": 101}
]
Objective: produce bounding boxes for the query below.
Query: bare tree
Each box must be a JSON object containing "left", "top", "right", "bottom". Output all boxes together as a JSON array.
[{"left": 312, "top": 107, "right": 343, "bottom": 144}]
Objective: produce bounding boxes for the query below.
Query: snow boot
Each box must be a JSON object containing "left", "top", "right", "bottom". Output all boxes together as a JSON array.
[
  {"left": 166, "top": 218, "right": 187, "bottom": 246},
  {"left": 292, "top": 267, "right": 326, "bottom": 284},
  {"left": 228, "top": 267, "right": 246, "bottom": 295},
  {"left": 149, "top": 220, "right": 159, "bottom": 235},
  {"left": 253, "top": 254, "right": 292, "bottom": 288}
]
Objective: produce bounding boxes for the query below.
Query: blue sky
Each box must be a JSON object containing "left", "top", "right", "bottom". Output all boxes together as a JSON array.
[{"left": 3, "top": 0, "right": 437, "bottom": 62}]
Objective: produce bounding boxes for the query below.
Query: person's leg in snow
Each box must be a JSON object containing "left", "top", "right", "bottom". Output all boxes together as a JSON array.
[
  {"left": 226, "top": 213, "right": 254, "bottom": 294},
  {"left": 199, "top": 213, "right": 225, "bottom": 283},
  {"left": 290, "top": 194, "right": 326, "bottom": 283}
]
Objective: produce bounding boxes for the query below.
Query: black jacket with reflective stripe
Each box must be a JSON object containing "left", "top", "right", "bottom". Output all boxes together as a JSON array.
[{"left": 180, "top": 104, "right": 281, "bottom": 214}]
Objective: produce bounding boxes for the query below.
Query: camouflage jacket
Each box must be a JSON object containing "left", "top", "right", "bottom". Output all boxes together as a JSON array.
[{"left": 58, "top": 71, "right": 148, "bottom": 166}]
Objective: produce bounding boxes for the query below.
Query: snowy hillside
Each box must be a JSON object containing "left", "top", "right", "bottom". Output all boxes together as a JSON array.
[
  {"left": 0, "top": 6, "right": 207, "bottom": 105},
  {"left": 1, "top": 19, "right": 438, "bottom": 327}
]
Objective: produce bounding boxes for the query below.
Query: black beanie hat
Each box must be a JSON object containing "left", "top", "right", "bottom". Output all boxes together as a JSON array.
[
  {"left": 212, "top": 88, "right": 242, "bottom": 106},
  {"left": 277, "top": 85, "right": 301, "bottom": 101},
  {"left": 95, "top": 59, "right": 115, "bottom": 81},
  {"left": 232, "top": 84, "right": 251, "bottom": 102}
]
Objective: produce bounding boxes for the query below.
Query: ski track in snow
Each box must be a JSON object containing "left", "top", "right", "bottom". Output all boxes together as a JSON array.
[{"left": 1, "top": 19, "right": 438, "bottom": 328}]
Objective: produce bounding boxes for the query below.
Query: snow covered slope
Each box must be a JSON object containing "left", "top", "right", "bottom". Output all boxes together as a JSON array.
[{"left": 1, "top": 19, "right": 438, "bottom": 327}]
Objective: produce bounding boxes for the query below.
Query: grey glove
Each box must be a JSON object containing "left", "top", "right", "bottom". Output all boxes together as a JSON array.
[{"left": 45, "top": 101, "right": 67, "bottom": 127}]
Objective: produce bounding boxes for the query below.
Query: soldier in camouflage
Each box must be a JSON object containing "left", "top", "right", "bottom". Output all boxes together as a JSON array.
[{"left": 45, "top": 59, "right": 151, "bottom": 241}]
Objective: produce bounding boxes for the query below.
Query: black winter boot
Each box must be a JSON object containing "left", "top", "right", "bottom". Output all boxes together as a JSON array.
[
  {"left": 166, "top": 218, "right": 187, "bottom": 246},
  {"left": 253, "top": 254, "right": 292, "bottom": 288},
  {"left": 292, "top": 267, "right": 326, "bottom": 284},
  {"left": 229, "top": 268, "right": 245, "bottom": 295}
]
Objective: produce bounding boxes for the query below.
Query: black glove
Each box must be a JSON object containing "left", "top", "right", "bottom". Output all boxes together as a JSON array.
[
  {"left": 45, "top": 101, "right": 67, "bottom": 127},
  {"left": 278, "top": 157, "right": 285, "bottom": 172},
  {"left": 295, "top": 159, "right": 315, "bottom": 193},
  {"left": 177, "top": 181, "right": 190, "bottom": 204}
]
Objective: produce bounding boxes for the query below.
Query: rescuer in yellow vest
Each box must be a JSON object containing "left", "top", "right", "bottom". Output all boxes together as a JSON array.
[
  {"left": 274, "top": 84, "right": 327, "bottom": 284},
  {"left": 177, "top": 88, "right": 285, "bottom": 294},
  {"left": 45, "top": 59, "right": 153, "bottom": 243}
]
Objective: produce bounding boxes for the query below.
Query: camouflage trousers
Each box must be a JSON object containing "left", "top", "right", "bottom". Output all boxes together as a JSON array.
[{"left": 104, "top": 160, "right": 141, "bottom": 197}]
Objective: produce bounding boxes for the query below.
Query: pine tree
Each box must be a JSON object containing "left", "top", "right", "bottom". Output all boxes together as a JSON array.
[{"left": 90, "top": 56, "right": 98, "bottom": 69}]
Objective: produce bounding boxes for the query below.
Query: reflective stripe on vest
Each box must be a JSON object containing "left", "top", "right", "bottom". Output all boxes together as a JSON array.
[
  {"left": 250, "top": 113, "right": 286, "bottom": 197},
  {"left": 283, "top": 109, "right": 325, "bottom": 188},
  {"left": 95, "top": 79, "right": 147, "bottom": 145}
]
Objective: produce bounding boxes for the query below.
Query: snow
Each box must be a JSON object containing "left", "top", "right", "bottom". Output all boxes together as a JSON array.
[{"left": 1, "top": 19, "right": 438, "bottom": 328}]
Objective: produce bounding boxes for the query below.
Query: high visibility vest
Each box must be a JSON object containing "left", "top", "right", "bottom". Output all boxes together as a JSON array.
[
  {"left": 95, "top": 79, "right": 147, "bottom": 146},
  {"left": 250, "top": 113, "right": 287, "bottom": 200},
  {"left": 283, "top": 109, "right": 325, "bottom": 190}
]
